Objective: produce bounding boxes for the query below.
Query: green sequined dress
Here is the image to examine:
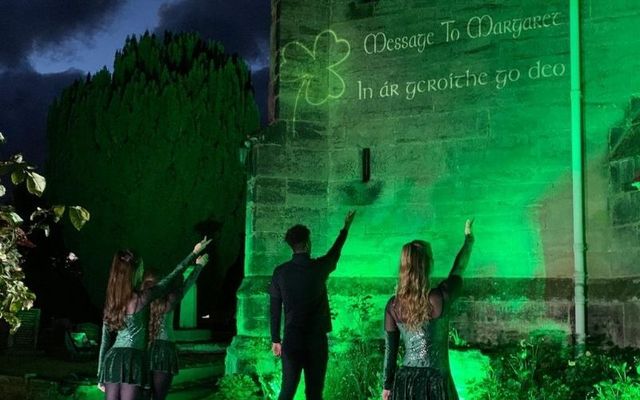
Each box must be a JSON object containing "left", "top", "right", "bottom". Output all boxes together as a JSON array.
[
  {"left": 149, "top": 264, "right": 205, "bottom": 375},
  {"left": 97, "top": 310, "right": 149, "bottom": 385},
  {"left": 97, "top": 252, "right": 196, "bottom": 385},
  {"left": 148, "top": 313, "right": 179, "bottom": 375}
]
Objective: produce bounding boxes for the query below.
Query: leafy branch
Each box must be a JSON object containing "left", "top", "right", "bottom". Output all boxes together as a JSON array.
[{"left": 0, "top": 132, "right": 90, "bottom": 332}]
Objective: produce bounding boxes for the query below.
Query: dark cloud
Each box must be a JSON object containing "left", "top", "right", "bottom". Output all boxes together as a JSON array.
[
  {"left": 0, "top": 70, "right": 82, "bottom": 168},
  {"left": 156, "top": 0, "right": 271, "bottom": 123},
  {"left": 156, "top": 0, "right": 270, "bottom": 67},
  {"left": 0, "top": 0, "right": 126, "bottom": 70},
  {"left": 0, "top": 0, "right": 271, "bottom": 179},
  {"left": 0, "top": 0, "right": 125, "bottom": 170}
]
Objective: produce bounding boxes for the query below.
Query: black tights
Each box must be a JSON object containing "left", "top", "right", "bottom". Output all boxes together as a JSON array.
[
  {"left": 105, "top": 383, "right": 141, "bottom": 400},
  {"left": 150, "top": 371, "right": 173, "bottom": 400}
]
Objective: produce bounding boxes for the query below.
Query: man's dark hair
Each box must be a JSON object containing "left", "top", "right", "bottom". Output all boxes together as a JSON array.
[{"left": 285, "top": 224, "right": 310, "bottom": 251}]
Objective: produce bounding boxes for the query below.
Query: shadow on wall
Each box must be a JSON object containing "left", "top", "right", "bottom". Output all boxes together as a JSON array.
[
  {"left": 337, "top": 180, "right": 384, "bottom": 205},
  {"left": 537, "top": 95, "right": 640, "bottom": 346}
]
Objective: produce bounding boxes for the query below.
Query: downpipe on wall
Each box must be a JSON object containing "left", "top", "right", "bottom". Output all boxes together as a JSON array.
[{"left": 570, "top": 0, "right": 587, "bottom": 351}]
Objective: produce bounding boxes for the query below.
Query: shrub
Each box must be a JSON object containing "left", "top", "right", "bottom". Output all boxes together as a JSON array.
[{"left": 0, "top": 133, "right": 88, "bottom": 332}]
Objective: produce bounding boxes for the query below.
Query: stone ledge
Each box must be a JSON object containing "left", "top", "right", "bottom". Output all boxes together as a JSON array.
[{"left": 238, "top": 276, "right": 640, "bottom": 301}]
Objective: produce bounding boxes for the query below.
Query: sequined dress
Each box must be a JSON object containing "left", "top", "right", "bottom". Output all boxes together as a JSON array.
[
  {"left": 98, "top": 310, "right": 150, "bottom": 385},
  {"left": 148, "top": 313, "right": 179, "bottom": 375},
  {"left": 97, "top": 252, "right": 196, "bottom": 386},
  {"left": 149, "top": 263, "right": 205, "bottom": 375},
  {"left": 383, "top": 235, "right": 473, "bottom": 400}
]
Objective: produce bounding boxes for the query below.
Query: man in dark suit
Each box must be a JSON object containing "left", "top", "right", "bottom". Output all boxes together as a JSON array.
[{"left": 269, "top": 210, "right": 356, "bottom": 400}]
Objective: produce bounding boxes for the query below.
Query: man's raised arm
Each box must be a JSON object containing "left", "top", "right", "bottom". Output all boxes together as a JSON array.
[{"left": 317, "top": 210, "right": 356, "bottom": 274}]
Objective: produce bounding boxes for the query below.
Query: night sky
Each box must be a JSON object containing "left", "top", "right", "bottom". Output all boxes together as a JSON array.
[{"left": 0, "top": 0, "right": 270, "bottom": 169}]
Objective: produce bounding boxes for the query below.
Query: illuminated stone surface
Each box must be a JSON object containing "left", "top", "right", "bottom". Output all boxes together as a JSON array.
[{"left": 228, "top": 0, "right": 640, "bottom": 396}]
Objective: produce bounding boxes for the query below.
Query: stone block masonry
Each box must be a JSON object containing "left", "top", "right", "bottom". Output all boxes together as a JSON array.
[{"left": 227, "top": 0, "right": 640, "bottom": 376}]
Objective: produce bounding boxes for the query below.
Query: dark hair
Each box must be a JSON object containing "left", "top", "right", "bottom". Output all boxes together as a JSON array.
[
  {"left": 285, "top": 224, "right": 310, "bottom": 251},
  {"left": 119, "top": 250, "right": 135, "bottom": 263},
  {"left": 141, "top": 269, "right": 169, "bottom": 345},
  {"left": 103, "top": 249, "right": 143, "bottom": 331}
]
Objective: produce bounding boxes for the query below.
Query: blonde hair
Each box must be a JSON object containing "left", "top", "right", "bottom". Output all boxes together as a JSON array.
[{"left": 394, "top": 240, "right": 433, "bottom": 330}]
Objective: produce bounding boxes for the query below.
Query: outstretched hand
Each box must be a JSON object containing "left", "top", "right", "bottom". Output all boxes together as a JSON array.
[
  {"left": 272, "top": 342, "right": 282, "bottom": 357},
  {"left": 344, "top": 210, "right": 357, "bottom": 230},
  {"left": 193, "top": 236, "right": 212, "bottom": 255},
  {"left": 465, "top": 218, "right": 474, "bottom": 236},
  {"left": 195, "top": 254, "right": 209, "bottom": 266},
  {"left": 382, "top": 389, "right": 391, "bottom": 400}
]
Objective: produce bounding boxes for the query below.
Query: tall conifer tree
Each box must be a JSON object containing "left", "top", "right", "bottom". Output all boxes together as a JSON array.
[{"left": 47, "top": 32, "right": 260, "bottom": 314}]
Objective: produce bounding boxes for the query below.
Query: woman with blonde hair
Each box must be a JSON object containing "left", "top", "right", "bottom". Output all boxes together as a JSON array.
[
  {"left": 97, "top": 237, "right": 210, "bottom": 400},
  {"left": 382, "top": 220, "right": 474, "bottom": 400},
  {"left": 141, "top": 254, "right": 207, "bottom": 400}
]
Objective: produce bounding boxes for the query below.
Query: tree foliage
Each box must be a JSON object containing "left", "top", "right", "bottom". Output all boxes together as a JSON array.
[
  {"left": 46, "top": 32, "right": 260, "bottom": 308},
  {"left": 0, "top": 132, "right": 89, "bottom": 332}
]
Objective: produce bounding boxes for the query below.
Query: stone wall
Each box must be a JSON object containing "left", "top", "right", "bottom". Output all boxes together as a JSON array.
[{"left": 227, "top": 0, "right": 640, "bottom": 374}]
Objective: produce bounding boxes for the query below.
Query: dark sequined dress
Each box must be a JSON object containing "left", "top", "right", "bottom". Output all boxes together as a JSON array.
[
  {"left": 383, "top": 236, "right": 473, "bottom": 400},
  {"left": 149, "top": 263, "right": 205, "bottom": 375}
]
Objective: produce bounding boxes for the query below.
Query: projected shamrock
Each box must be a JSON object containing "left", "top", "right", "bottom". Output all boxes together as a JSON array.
[{"left": 280, "top": 29, "right": 351, "bottom": 133}]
